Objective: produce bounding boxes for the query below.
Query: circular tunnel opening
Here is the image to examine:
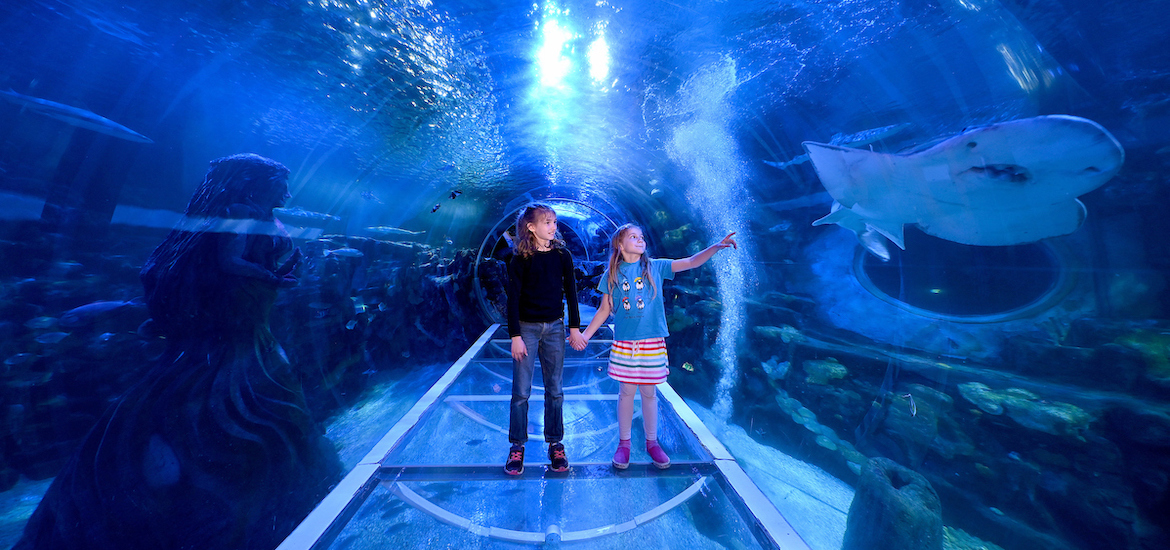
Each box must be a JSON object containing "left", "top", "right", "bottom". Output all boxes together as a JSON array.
[
  {"left": 473, "top": 199, "right": 620, "bottom": 324},
  {"left": 855, "top": 226, "right": 1070, "bottom": 322}
]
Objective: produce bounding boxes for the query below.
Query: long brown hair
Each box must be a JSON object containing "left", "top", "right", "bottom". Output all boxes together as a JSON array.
[
  {"left": 513, "top": 203, "right": 563, "bottom": 258},
  {"left": 605, "top": 223, "right": 657, "bottom": 300}
]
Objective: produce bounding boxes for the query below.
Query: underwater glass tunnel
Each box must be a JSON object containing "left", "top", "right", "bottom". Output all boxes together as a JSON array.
[{"left": 0, "top": 0, "right": 1168, "bottom": 549}]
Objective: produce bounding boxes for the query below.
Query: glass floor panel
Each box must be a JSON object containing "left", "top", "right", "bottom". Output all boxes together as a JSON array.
[
  {"left": 328, "top": 467, "right": 768, "bottom": 549},
  {"left": 277, "top": 325, "right": 809, "bottom": 550}
]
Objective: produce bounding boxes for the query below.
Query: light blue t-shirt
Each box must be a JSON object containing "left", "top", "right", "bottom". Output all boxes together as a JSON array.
[{"left": 598, "top": 258, "right": 675, "bottom": 341}]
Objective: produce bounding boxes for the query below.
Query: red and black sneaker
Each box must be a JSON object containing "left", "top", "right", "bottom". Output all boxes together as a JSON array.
[
  {"left": 505, "top": 444, "right": 524, "bottom": 476},
  {"left": 548, "top": 442, "right": 570, "bottom": 472}
]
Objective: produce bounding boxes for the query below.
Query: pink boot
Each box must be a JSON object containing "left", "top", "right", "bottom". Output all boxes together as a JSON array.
[
  {"left": 646, "top": 440, "right": 670, "bottom": 469},
  {"left": 613, "top": 439, "right": 631, "bottom": 469}
]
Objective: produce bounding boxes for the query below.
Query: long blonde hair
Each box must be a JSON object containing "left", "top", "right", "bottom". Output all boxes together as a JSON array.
[
  {"left": 606, "top": 224, "right": 657, "bottom": 300},
  {"left": 513, "top": 203, "right": 563, "bottom": 258}
]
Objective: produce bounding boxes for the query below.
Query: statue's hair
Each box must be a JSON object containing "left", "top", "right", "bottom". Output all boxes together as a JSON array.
[
  {"left": 143, "top": 154, "right": 291, "bottom": 337},
  {"left": 186, "top": 153, "right": 290, "bottom": 219}
]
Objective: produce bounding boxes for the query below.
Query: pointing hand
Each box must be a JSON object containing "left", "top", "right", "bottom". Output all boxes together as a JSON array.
[{"left": 716, "top": 232, "right": 737, "bottom": 250}]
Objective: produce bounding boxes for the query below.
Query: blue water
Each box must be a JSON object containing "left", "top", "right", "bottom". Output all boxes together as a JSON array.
[{"left": 2, "top": 0, "right": 1169, "bottom": 549}]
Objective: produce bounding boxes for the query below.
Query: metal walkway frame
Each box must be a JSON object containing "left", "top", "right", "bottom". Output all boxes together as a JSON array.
[{"left": 276, "top": 324, "right": 811, "bottom": 550}]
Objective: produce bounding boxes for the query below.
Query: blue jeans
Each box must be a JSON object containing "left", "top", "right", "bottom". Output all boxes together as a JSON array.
[{"left": 509, "top": 319, "right": 565, "bottom": 445}]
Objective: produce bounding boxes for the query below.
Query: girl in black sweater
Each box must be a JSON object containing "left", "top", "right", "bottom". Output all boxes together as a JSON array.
[{"left": 504, "top": 203, "right": 584, "bottom": 475}]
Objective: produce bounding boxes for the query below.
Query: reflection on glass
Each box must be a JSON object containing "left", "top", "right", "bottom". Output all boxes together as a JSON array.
[
  {"left": 537, "top": 16, "right": 574, "bottom": 88},
  {"left": 588, "top": 32, "right": 610, "bottom": 85}
]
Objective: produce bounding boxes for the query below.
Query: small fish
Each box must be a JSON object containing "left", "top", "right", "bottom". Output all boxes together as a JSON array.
[
  {"left": 763, "top": 156, "right": 809, "bottom": 170},
  {"left": 449, "top": 190, "right": 462, "bottom": 199},
  {"left": 465, "top": 438, "right": 486, "bottom": 446},
  {"left": 35, "top": 332, "right": 70, "bottom": 344},
  {"left": 49, "top": 261, "right": 84, "bottom": 275},
  {"left": 136, "top": 318, "right": 161, "bottom": 339},
  {"left": 378, "top": 303, "right": 387, "bottom": 312},
  {"left": 361, "top": 190, "right": 384, "bottom": 204},
  {"left": 681, "top": 362, "right": 694, "bottom": 372},
  {"left": 902, "top": 393, "right": 917, "bottom": 417},
  {"left": 6, "top": 372, "right": 51, "bottom": 388},
  {"left": 365, "top": 226, "right": 426, "bottom": 237},
  {"left": 4, "top": 353, "right": 36, "bottom": 367},
  {"left": 326, "top": 247, "right": 364, "bottom": 258},
  {"left": 856, "top": 359, "right": 900, "bottom": 447},
  {"left": 273, "top": 207, "right": 340, "bottom": 226},
  {"left": 761, "top": 192, "right": 833, "bottom": 213},
  {"left": 768, "top": 221, "right": 793, "bottom": 233},
  {"left": 431, "top": 203, "right": 441, "bottom": 213},
  {"left": 24, "top": 317, "right": 57, "bottom": 330},
  {"left": 828, "top": 123, "right": 912, "bottom": 148},
  {"left": 345, "top": 320, "right": 358, "bottom": 330},
  {"left": 59, "top": 299, "right": 140, "bottom": 329}
]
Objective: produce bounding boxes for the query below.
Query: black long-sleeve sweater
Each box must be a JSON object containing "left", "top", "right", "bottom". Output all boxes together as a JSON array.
[{"left": 506, "top": 247, "right": 581, "bottom": 337}]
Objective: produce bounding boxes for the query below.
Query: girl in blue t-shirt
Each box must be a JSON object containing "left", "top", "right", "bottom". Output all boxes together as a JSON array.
[{"left": 575, "top": 224, "right": 736, "bottom": 469}]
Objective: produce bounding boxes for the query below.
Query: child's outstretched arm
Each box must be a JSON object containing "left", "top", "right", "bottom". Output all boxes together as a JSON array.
[
  {"left": 671, "top": 232, "right": 737, "bottom": 273},
  {"left": 573, "top": 294, "right": 612, "bottom": 351}
]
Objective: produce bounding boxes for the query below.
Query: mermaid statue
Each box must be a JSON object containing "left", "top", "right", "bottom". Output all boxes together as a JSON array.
[{"left": 16, "top": 154, "right": 341, "bottom": 549}]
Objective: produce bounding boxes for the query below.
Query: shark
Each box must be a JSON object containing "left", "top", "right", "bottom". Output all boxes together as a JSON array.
[
  {"left": 805, "top": 115, "right": 1124, "bottom": 260},
  {"left": 0, "top": 89, "right": 153, "bottom": 143}
]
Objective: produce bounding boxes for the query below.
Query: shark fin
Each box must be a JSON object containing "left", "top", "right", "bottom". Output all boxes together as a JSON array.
[
  {"left": 813, "top": 203, "right": 897, "bottom": 260},
  {"left": 858, "top": 230, "right": 891, "bottom": 261},
  {"left": 811, "top": 201, "right": 854, "bottom": 227},
  {"left": 865, "top": 218, "right": 906, "bottom": 250}
]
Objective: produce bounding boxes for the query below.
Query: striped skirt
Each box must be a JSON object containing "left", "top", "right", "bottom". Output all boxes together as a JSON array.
[{"left": 608, "top": 338, "right": 669, "bottom": 385}]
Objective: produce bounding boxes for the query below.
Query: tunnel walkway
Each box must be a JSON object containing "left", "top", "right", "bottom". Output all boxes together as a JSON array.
[{"left": 276, "top": 324, "right": 810, "bottom": 549}]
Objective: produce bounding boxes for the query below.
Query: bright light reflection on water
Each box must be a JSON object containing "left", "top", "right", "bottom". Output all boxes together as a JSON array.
[
  {"left": 537, "top": 16, "right": 574, "bottom": 87},
  {"left": 587, "top": 32, "right": 609, "bottom": 84}
]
